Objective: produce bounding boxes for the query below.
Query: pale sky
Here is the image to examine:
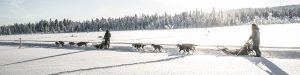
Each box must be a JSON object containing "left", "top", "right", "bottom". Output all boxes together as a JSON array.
[{"left": 0, "top": 0, "right": 300, "bottom": 25}]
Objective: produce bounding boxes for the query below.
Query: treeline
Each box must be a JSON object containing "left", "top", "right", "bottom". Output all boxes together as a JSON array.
[{"left": 1, "top": 4, "right": 300, "bottom": 35}]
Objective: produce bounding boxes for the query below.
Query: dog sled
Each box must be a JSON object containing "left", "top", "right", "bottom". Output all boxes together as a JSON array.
[
  {"left": 217, "top": 39, "right": 256, "bottom": 56},
  {"left": 92, "top": 39, "right": 110, "bottom": 49}
]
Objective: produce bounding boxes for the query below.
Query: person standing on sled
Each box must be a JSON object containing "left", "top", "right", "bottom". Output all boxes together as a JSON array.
[
  {"left": 249, "top": 24, "right": 261, "bottom": 57},
  {"left": 103, "top": 30, "right": 111, "bottom": 49}
]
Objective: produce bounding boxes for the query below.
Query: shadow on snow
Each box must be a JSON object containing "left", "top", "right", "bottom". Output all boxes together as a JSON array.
[
  {"left": 244, "top": 57, "right": 289, "bottom": 75},
  {"left": 1, "top": 50, "right": 89, "bottom": 66},
  {"left": 48, "top": 55, "right": 190, "bottom": 75}
]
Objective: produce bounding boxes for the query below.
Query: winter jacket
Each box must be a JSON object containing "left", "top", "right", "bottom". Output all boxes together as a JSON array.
[
  {"left": 250, "top": 29, "right": 260, "bottom": 46},
  {"left": 104, "top": 31, "right": 111, "bottom": 40}
]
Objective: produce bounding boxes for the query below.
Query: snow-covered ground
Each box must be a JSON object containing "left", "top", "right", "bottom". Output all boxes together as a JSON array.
[
  {"left": 1, "top": 23, "right": 300, "bottom": 75},
  {"left": 0, "top": 46, "right": 299, "bottom": 75}
]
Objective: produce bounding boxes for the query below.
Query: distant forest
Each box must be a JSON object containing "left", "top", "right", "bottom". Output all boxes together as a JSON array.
[{"left": 1, "top": 5, "right": 300, "bottom": 35}]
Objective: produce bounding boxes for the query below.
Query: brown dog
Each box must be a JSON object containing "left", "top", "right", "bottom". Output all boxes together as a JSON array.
[
  {"left": 77, "top": 42, "right": 88, "bottom": 48},
  {"left": 132, "top": 43, "right": 146, "bottom": 52},
  {"left": 69, "top": 42, "right": 76, "bottom": 47},
  {"left": 55, "top": 41, "right": 64, "bottom": 47},
  {"left": 151, "top": 44, "right": 163, "bottom": 52},
  {"left": 176, "top": 44, "right": 197, "bottom": 54}
]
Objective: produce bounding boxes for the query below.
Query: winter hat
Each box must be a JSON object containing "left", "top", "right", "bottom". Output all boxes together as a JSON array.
[{"left": 252, "top": 24, "right": 259, "bottom": 30}]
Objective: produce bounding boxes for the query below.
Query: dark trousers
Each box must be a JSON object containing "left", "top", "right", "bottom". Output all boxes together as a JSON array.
[
  {"left": 253, "top": 45, "right": 261, "bottom": 57},
  {"left": 104, "top": 38, "right": 110, "bottom": 48}
]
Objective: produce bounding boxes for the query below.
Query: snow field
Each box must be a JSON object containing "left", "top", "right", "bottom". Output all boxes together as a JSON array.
[
  {"left": 1, "top": 23, "right": 300, "bottom": 75},
  {"left": 1, "top": 46, "right": 300, "bottom": 75}
]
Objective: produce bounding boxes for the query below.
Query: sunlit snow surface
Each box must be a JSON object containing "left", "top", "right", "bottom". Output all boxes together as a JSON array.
[
  {"left": 0, "top": 23, "right": 300, "bottom": 75},
  {"left": 0, "top": 46, "right": 299, "bottom": 75},
  {"left": 1, "top": 23, "right": 300, "bottom": 47}
]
